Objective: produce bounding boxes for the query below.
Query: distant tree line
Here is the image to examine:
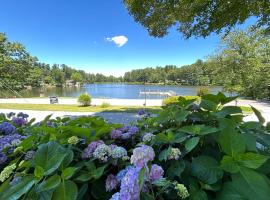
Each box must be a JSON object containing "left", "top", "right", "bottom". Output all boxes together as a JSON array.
[{"left": 1, "top": 27, "right": 269, "bottom": 99}]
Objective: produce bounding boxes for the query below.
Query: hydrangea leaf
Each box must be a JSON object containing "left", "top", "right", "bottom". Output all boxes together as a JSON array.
[
  {"left": 231, "top": 167, "right": 270, "bottom": 200},
  {"left": 191, "top": 156, "right": 223, "bottom": 184},
  {"left": 52, "top": 180, "right": 78, "bottom": 200}
]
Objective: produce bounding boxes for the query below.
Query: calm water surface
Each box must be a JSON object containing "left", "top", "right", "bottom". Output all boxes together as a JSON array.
[{"left": 2, "top": 84, "right": 226, "bottom": 99}]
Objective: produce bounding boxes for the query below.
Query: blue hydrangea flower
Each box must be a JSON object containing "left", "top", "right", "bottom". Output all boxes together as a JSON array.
[
  {"left": 110, "top": 192, "right": 120, "bottom": 200},
  {"left": 149, "top": 164, "right": 164, "bottom": 182},
  {"left": 111, "top": 146, "right": 128, "bottom": 159},
  {"left": 0, "top": 122, "right": 16, "bottom": 135},
  {"left": 142, "top": 133, "right": 155, "bottom": 143},
  {"left": 93, "top": 144, "right": 111, "bottom": 162},
  {"left": 106, "top": 174, "right": 119, "bottom": 192},
  {"left": 130, "top": 145, "right": 155, "bottom": 168},
  {"left": 119, "top": 167, "right": 140, "bottom": 200}
]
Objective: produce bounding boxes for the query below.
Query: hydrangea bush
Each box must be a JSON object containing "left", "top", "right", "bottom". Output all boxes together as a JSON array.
[{"left": 0, "top": 93, "right": 270, "bottom": 200}]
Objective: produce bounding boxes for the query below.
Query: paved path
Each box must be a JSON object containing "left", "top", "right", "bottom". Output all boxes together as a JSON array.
[{"left": 0, "top": 109, "right": 139, "bottom": 125}]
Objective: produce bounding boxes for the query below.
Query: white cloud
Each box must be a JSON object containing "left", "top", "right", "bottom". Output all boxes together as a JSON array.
[{"left": 106, "top": 35, "right": 128, "bottom": 47}]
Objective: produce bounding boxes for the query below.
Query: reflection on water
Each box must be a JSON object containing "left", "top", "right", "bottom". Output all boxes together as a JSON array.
[{"left": 0, "top": 83, "right": 226, "bottom": 99}]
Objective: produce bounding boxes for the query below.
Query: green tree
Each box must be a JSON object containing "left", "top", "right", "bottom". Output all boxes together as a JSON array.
[
  {"left": 0, "top": 33, "right": 36, "bottom": 91},
  {"left": 71, "top": 72, "right": 83, "bottom": 83},
  {"left": 124, "top": 0, "right": 270, "bottom": 38},
  {"left": 215, "top": 28, "right": 270, "bottom": 98}
]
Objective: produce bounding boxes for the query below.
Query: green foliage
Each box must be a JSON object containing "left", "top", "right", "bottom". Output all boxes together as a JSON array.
[
  {"left": 162, "top": 96, "right": 199, "bottom": 106},
  {"left": 124, "top": 0, "right": 270, "bottom": 38},
  {"left": 77, "top": 93, "right": 91, "bottom": 106},
  {"left": 100, "top": 101, "right": 111, "bottom": 108},
  {"left": 196, "top": 87, "right": 210, "bottom": 97},
  {"left": 0, "top": 92, "right": 270, "bottom": 199}
]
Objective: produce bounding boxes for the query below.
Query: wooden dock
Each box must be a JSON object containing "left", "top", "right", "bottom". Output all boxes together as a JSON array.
[{"left": 139, "top": 90, "right": 176, "bottom": 97}]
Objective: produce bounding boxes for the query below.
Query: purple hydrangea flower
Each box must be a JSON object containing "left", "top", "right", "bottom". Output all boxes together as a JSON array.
[
  {"left": 149, "top": 164, "right": 164, "bottom": 182},
  {"left": 17, "top": 112, "right": 29, "bottom": 119},
  {"left": 130, "top": 145, "right": 155, "bottom": 168},
  {"left": 0, "top": 122, "right": 16, "bottom": 135},
  {"left": 6, "top": 112, "right": 15, "bottom": 118},
  {"left": 0, "top": 153, "right": 7, "bottom": 165},
  {"left": 106, "top": 174, "right": 119, "bottom": 192},
  {"left": 12, "top": 117, "right": 27, "bottom": 126},
  {"left": 111, "top": 130, "right": 122, "bottom": 139},
  {"left": 82, "top": 140, "right": 104, "bottom": 159},
  {"left": 116, "top": 167, "right": 130, "bottom": 183},
  {"left": 109, "top": 144, "right": 118, "bottom": 150},
  {"left": 119, "top": 167, "right": 141, "bottom": 200},
  {"left": 138, "top": 109, "right": 145, "bottom": 116},
  {"left": 111, "top": 126, "right": 139, "bottom": 140},
  {"left": 110, "top": 192, "right": 120, "bottom": 200}
]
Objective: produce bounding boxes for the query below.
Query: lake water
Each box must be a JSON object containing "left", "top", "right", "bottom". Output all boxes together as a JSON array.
[{"left": 1, "top": 84, "right": 226, "bottom": 99}]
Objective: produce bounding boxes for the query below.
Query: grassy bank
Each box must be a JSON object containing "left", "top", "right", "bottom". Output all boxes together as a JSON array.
[
  {"left": 0, "top": 103, "right": 253, "bottom": 114},
  {"left": 0, "top": 103, "right": 161, "bottom": 113}
]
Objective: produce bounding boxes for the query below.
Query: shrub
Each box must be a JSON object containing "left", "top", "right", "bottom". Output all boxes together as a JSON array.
[
  {"left": 101, "top": 101, "right": 110, "bottom": 108},
  {"left": 0, "top": 93, "right": 269, "bottom": 200},
  {"left": 196, "top": 86, "right": 210, "bottom": 96},
  {"left": 162, "top": 95, "right": 199, "bottom": 106},
  {"left": 77, "top": 93, "right": 91, "bottom": 106}
]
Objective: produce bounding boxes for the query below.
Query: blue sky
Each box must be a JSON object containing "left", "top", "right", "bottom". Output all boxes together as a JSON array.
[{"left": 0, "top": 0, "right": 254, "bottom": 76}]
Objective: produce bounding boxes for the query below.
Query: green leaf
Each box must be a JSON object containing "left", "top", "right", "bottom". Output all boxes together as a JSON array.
[
  {"left": 191, "top": 156, "right": 223, "bottom": 184},
  {"left": 60, "top": 149, "right": 74, "bottom": 169},
  {"left": 141, "top": 193, "right": 155, "bottom": 200},
  {"left": 77, "top": 184, "right": 88, "bottom": 200},
  {"left": 232, "top": 167, "right": 270, "bottom": 200},
  {"left": 34, "top": 141, "right": 67, "bottom": 176},
  {"left": 34, "top": 166, "right": 44, "bottom": 178},
  {"left": 217, "top": 182, "right": 247, "bottom": 200},
  {"left": 61, "top": 167, "right": 77, "bottom": 180},
  {"left": 152, "top": 178, "right": 171, "bottom": 187},
  {"left": 220, "top": 155, "right": 240, "bottom": 173},
  {"left": 158, "top": 146, "right": 172, "bottom": 161},
  {"left": 92, "top": 165, "right": 107, "bottom": 179},
  {"left": 266, "top": 122, "right": 270, "bottom": 132},
  {"left": 139, "top": 167, "right": 146, "bottom": 189},
  {"left": 181, "top": 125, "right": 219, "bottom": 135},
  {"left": 166, "top": 160, "right": 185, "bottom": 178},
  {"left": 251, "top": 106, "right": 265, "bottom": 124},
  {"left": 0, "top": 176, "right": 35, "bottom": 200},
  {"left": 38, "top": 174, "right": 61, "bottom": 192},
  {"left": 185, "top": 137, "right": 200, "bottom": 153},
  {"left": 236, "top": 153, "right": 268, "bottom": 169},
  {"left": 75, "top": 173, "right": 92, "bottom": 182},
  {"left": 218, "top": 129, "right": 245, "bottom": 157},
  {"left": 52, "top": 180, "right": 78, "bottom": 200},
  {"left": 200, "top": 99, "right": 218, "bottom": 111},
  {"left": 215, "top": 106, "right": 242, "bottom": 118}
]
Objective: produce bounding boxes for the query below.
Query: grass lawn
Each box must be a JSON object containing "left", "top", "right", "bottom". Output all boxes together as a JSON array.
[
  {"left": 0, "top": 103, "right": 253, "bottom": 114},
  {"left": 0, "top": 103, "right": 161, "bottom": 113}
]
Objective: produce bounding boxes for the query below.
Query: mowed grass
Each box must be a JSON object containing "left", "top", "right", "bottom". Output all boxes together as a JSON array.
[
  {"left": 0, "top": 103, "right": 162, "bottom": 113},
  {"left": 0, "top": 103, "right": 253, "bottom": 114}
]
